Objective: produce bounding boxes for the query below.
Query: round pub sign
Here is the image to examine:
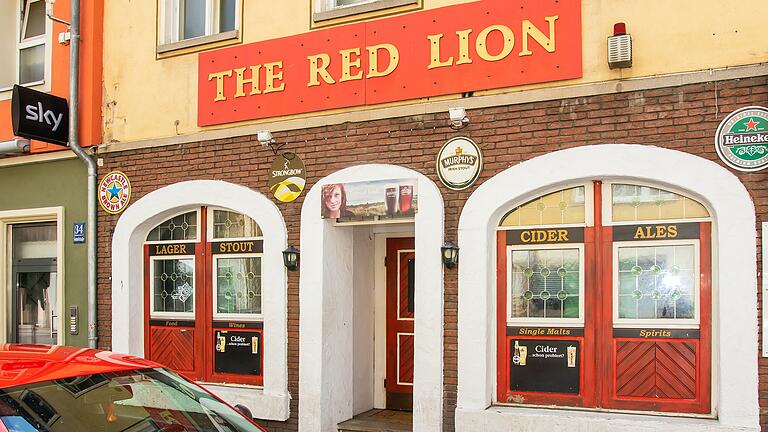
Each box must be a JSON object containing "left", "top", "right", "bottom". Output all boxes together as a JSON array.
[
  {"left": 715, "top": 106, "right": 768, "bottom": 172},
  {"left": 436, "top": 137, "right": 483, "bottom": 190},
  {"left": 268, "top": 153, "right": 306, "bottom": 203},
  {"left": 99, "top": 171, "right": 132, "bottom": 214}
]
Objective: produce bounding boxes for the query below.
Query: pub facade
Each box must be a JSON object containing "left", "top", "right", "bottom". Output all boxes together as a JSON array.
[{"left": 97, "top": 0, "right": 767, "bottom": 431}]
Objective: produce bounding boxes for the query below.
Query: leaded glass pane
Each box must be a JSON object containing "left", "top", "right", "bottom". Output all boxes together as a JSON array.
[
  {"left": 500, "top": 187, "right": 586, "bottom": 227},
  {"left": 146, "top": 212, "right": 198, "bottom": 242},
  {"left": 509, "top": 248, "right": 580, "bottom": 319},
  {"left": 216, "top": 257, "right": 261, "bottom": 315},
  {"left": 617, "top": 245, "right": 695, "bottom": 320},
  {"left": 612, "top": 184, "right": 709, "bottom": 222},
  {"left": 153, "top": 259, "right": 194, "bottom": 314},
  {"left": 213, "top": 210, "right": 261, "bottom": 239}
]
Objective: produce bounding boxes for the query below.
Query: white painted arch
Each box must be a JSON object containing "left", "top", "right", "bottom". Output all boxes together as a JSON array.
[
  {"left": 456, "top": 144, "right": 759, "bottom": 431},
  {"left": 110, "top": 180, "right": 290, "bottom": 421},
  {"left": 298, "top": 164, "right": 444, "bottom": 432}
]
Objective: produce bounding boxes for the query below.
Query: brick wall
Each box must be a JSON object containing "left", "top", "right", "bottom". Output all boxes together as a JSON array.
[{"left": 96, "top": 75, "right": 768, "bottom": 431}]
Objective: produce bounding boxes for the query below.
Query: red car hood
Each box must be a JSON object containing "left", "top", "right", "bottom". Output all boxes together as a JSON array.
[{"left": 0, "top": 344, "right": 161, "bottom": 388}]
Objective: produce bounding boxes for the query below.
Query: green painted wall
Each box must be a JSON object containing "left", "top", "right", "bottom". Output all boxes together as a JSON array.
[{"left": 0, "top": 157, "right": 88, "bottom": 346}]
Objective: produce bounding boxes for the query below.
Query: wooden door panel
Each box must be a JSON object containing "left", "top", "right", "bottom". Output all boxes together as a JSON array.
[
  {"left": 149, "top": 327, "right": 196, "bottom": 372},
  {"left": 397, "top": 333, "right": 415, "bottom": 385},
  {"left": 616, "top": 341, "right": 697, "bottom": 399},
  {"left": 386, "top": 237, "right": 415, "bottom": 409}
]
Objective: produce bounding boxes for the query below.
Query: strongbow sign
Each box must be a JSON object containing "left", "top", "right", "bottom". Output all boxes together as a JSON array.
[
  {"left": 11, "top": 84, "right": 69, "bottom": 146},
  {"left": 99, "top": 171, "right": 132, "bottom": 214},
  {"left": 268, "top": 153, "right": 306, "bottom": 203},
  {"left": 436, "top": 137, "right": 483, "bottom": 190},
  {"left": 715, "top": 106, "right": 768, "bottom": 172},
  {"left": 198, "top": 0, "right": 581, "bottom": 126}
]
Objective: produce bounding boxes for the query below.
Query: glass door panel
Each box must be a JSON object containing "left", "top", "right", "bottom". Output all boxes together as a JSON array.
[
  {"left": 215, "top": 257, "right": 261, "bottom": 316},
  {"left": 151, "top": 258, "right": 195, "bottom": 317}
]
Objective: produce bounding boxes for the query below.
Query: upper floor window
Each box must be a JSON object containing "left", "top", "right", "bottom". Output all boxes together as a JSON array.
[
  {"left": 1, "top": 0, "right": 50, "bottom": 91},
  {"left": 158, "top": 0, "right": 240, "bottom": 53},
  {"left": 313, "top": 0, "right": 420, "bottom": 24}
]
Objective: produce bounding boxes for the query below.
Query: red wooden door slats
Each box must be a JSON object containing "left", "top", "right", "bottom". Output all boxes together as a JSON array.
[
  {"left": 149, "top": 327, "right": 196, "bottom": 372},
  {"left": 386, "top": 237, "right": 415, "bottom": 397}
]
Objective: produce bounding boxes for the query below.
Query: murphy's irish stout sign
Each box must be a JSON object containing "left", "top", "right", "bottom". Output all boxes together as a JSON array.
[{"left": 198, "top": 0, "right": 582, "bottom": 126}]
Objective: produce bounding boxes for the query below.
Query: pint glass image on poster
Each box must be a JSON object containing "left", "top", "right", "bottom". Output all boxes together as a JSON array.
[{"left": 320, "top": 178, "right": 418, "bottom": 221}]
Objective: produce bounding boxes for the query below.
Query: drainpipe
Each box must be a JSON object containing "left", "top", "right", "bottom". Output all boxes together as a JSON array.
[{"left": 68, "top": 0, "right": 98, "bottom": 349}]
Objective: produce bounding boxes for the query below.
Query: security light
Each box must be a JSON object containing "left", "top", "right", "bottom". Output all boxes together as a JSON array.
[
  {"left": 449, "top": 107, "right": 470, "bottom": 130},
  {"left": 257, "top": 130, "right": 276, "bottom": 146}
]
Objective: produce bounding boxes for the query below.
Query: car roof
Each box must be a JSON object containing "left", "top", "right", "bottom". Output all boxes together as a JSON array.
[{"left": 0, "top": 344, "right": 162, "bottom": 388}]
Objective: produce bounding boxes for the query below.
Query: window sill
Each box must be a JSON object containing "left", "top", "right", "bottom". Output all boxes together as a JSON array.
[
  {"left": 198, "top": 382, "right": 290, "bottom": 421},
  {"left": 454, "top": 406, "right": 744, "bottom": 432},
  {"left": 157, "top": 30, "right": 240, "bottom": 57},
  {"left": 0, "top": 81, "right": 46, "bottom": 101},
  {"left": 313, "top": 0, "right": 419, "bottom": 23}
]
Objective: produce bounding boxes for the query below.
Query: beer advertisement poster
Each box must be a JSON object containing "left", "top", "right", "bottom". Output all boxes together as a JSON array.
[{"left": 321, "top": 178, "right": 418, "bottom": 221}]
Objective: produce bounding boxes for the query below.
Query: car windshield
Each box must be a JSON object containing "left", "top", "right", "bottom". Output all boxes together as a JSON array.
[{"left": 0, "top": 368, "right": 263, "bottom": 432}]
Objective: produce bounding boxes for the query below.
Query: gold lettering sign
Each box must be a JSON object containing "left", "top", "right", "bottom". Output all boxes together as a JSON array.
[
  {"left": 229, "top": 322, "right": 246, "bottom": 328},
  {"left": 633, "top": 225, "right": 678, "bottom": 240},
  {"left": 639, "top": 329, "right": 672, "bottom": 338},
  {"left": 514, "top": 327, "right": 578, "bottom": 336},
  {"left": 520, "top": 229, "right": 570, "bottom": 244},
  {"left": 217, "top": 241, "right": 256, "bottom": 254},
  {"left": 153, "top": 243, "right": 190, "bottom": 256}
]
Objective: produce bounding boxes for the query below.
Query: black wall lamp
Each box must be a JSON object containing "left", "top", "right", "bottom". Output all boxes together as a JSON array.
[
  {"left": 441, "top": 241, "right": 459, "bottom": 269},
  {"left": 283, "top": 245, "right": 300, "bottom": 271}
]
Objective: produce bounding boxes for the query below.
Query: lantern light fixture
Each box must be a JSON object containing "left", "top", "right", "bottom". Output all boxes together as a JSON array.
[
  {"left": 283, "top": 245, "right": 300, "bottom": 271},
  {"left": 441, "top": 240, "right": 459, "bottom": 269}
]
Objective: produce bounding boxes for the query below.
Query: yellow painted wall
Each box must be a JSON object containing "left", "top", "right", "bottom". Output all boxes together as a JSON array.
[{"left": 102, "top": 0, "right": 768, "bottom": 144}]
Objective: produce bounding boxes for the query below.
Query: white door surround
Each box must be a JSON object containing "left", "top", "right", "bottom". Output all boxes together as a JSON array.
[
  {"left": 456, "top": 144, "right": 760, "bottom": 431},
  {"left": 298, "top": 164, "right": 445, "bottom": 432},
  {"left": 110, "top": 180, "right": 290, "bottom": 421}
]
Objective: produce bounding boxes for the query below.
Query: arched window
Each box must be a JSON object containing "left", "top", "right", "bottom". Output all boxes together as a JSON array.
[
  {"left": 144, "top": 207, "right": 264, "bottom": 386},
  {"left": 496, "top": 182, "right": 711, "bottom": 414}
]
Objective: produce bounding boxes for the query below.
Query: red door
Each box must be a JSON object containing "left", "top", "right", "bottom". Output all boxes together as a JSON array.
[{"left": 386, "top": 237, "right": 415, "bottom": 410}]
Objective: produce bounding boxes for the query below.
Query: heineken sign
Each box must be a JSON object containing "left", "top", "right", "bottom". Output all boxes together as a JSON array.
[{"left": 715, "top": 106, "right": 768, "bottom": 172}]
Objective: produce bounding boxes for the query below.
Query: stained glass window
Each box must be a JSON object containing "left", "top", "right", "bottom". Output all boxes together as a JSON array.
[
  {"left": 509, "top": 248, "right": 581, "bottom": 320},
  {"left": 212, "top": 210, "right": 261, "bottom": 239},
  {"left": 153, "top": 259, "right": 194, "bottom": 314},
  {"left": 146, "top": 212, "right": 198, "bottom": 242},
  {"left": 216, "top": 257, "right": 261, "bottom": 315},
  {"left": 617, "top": 245, "right": 696, "bottom": 320},
  {"left": 500, "top": 187, "right": 586, "bottom": 227},
  {"left": 612, "top": 184, "right": 709, "bottom": 222}
]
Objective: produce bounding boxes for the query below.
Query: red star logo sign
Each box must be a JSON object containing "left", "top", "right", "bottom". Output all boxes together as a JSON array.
[{"left": 744, "top": 118, "right": 759, "bottom": 131}]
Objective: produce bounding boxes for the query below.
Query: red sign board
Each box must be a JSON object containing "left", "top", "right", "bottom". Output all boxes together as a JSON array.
[{"left": 198, "top": 0, "right": 582, "bottom": 126}]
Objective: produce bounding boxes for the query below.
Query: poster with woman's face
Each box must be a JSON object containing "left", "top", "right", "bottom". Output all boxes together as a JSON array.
[{"left": 320, "top": 179, "right": 418, "bottom": 220}]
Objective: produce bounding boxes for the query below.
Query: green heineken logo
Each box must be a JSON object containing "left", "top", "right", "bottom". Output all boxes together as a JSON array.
[{"left": 715, "top": 106, "right": 768, "bottom": 172}]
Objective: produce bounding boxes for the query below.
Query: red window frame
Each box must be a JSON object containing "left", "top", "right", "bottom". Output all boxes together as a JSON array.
[
  {"left": 496, "top": 181, "right": 711, "bottom": 415},
  {"left": 143, "top": 206, "right": 265, "bottom": 386}
]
